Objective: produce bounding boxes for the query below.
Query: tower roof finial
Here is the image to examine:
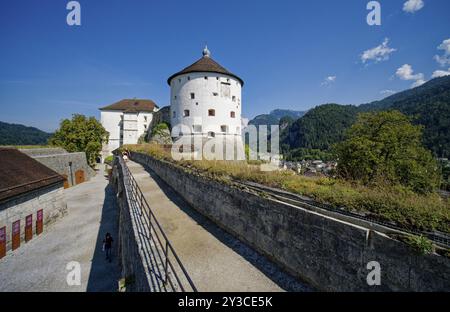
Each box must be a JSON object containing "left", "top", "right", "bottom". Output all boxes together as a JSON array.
[{"left": 202, "top": 44, "right": 210, "bottom": 58}]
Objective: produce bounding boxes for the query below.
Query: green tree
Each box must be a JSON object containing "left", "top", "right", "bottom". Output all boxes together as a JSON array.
[
  {"left": 49, "top": 114, "right": 108, "bottom": 167},
  {"left": 334, "top": 110, "right": 441, "bottom": 193}
]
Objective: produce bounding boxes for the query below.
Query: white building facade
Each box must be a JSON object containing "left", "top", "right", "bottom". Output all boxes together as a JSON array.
[
  {"left": 168, "top": 47, "right": 244, "bottom": 141},
  {"left": 99, "top": 99, "right": 158, "bottom": 161}
]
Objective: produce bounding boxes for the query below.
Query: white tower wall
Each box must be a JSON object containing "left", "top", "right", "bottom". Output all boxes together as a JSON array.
[{"left": 170, "top": 72, "right": 242, "bottom": 139}]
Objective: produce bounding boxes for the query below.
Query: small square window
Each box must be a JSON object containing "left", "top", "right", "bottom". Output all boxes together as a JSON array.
[
  {"left": 230, "top": 111, "right": 236, "bottom": 118},
  {"left": 178, "top": 79, "right": 181, "bottom": 83},
  {"left": 232, "top": 96, "right": 236, "bottom": 102},
  {"left": 188, "top": 76, "right": 191, "bottom": 80},
  {"left": 184, "top": 110, "right": 190, "bottom": 117},
  {"left": 173, "top": 111, "right": 176, "bottom": 118},
  {"left": 208, "top": 109, "right": 215, "bottom": 116},
  {"left": 204, "top": 76, "right": 208, "bottom": 80},
  {"left": 190, "top": 93, "right": 195, "bottom": 99}
]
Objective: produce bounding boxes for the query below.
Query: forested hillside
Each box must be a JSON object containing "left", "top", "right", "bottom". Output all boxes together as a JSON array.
[
  {"left": 281, "top": 76, "right": 450, "bottom": 158},
  {"left": 0, "top": 121, "right": 52, "bottom": 145}
]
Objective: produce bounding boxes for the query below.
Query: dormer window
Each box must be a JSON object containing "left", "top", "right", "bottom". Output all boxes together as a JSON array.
[
  {"left": 204, "top": 76, "right": 208, "bottom": 80},
  {"left": 230, "top": 111, "right": 236, "bottom": 118},
  {"left": 213, "top": 92, "right": 218, "bottom": 96},
  {"left": 173, "top": 111, "right": 176, "bottom": 118},
  {"left": 208, "top": 109, "right": 215, "bottom": 116},
  {"left": 232, "top": 96, "right": 236, "bottom": 102}
]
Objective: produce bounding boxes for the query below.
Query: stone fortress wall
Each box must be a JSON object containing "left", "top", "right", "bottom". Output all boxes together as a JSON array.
[
  {"left": 20, "top": 148, "right": 95, "bottom": 187},
  {"left": 128, "top": 152, "right": 450, "bottom": 292}
]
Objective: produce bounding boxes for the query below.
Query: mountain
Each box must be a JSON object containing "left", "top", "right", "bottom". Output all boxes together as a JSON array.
[
  {"left": 248, "top": 109, "right": 306, "bottom": 127},
  {"left": 282, "top": 104, "right": 358, "bottom": 151},
  {"left": 282, "top": 76, "right": 450, "bottom": 158},
  {"left": 0, "top": 121, "right": 52, "bottom": 145}
]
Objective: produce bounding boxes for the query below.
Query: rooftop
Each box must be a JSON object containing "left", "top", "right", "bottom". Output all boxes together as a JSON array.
[
  {"left": 167, "top": 47, "right": 244, "bottom": 86},
  {"left": 99, "top": 99, "right": 158, "bottom": 112},
  {"left": 0, "top": 148, "right": 64, "bottom": 203}
]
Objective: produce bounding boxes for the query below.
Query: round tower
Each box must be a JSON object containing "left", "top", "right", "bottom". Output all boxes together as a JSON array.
[{"left": 168, "top": 47, "right": 244, "bottom": 141}]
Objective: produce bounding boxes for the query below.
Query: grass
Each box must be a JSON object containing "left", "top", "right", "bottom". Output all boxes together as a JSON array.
[{"left": 121, "top": 143, "right": 450, "bottom": 233}]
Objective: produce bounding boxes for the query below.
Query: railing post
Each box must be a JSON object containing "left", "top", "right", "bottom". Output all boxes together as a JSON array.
[{"left": 164, "top": 241, "right": 169, "bottom": 284}]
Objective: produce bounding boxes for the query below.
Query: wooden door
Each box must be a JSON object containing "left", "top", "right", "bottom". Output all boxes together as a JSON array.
[
  {"left": 0, "top": 226, "right": 6, "bottom": 259},
  {"left": 63, "top": 174, "right": 69, "bottom": 189},
  {"left": 12, "top": 220, "right": 20, "bottom": 251},
  {"left": 36, "top": 209, "right": 43, "bottom": 235},
  {"left": 25, "top": 215, "right": 32, "bottom": 242},
  {"left": 75, "top": 170, "right": 85, "bottom": 184}
]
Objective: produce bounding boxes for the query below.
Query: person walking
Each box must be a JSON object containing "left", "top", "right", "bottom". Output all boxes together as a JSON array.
[{"left": 103, "top": 232, "right": 113, "bottom": 262}]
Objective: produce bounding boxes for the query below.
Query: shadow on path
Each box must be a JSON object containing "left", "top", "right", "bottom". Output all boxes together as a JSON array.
[
  {"left": 141, "top": 164, "right": 313, "bottom": 292},
  {"left": 86, "top": 182, "right": 121, "bottom": 291}
]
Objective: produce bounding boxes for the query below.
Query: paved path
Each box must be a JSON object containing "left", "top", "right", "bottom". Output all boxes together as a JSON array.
[
  {"left": 0, "top": 166, "right": 120, "bottom": 292},
  {"left": 127, "top": 160, "right": 312, "bottom": 292}
]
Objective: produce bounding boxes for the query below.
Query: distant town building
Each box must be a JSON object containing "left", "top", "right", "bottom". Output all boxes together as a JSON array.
[
  {"left": 0, "top": 148, "right": 67, "bottom": 259},
  {"left": 168, "top": 46, "right": 244, "bottom": 142},
  {"left": 99, "top": 99, "right": 159, "bottom": 161}
]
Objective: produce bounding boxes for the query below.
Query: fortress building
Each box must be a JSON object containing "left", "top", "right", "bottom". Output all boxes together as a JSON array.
[
  {"left": 100, "top": 99, "right": 159, "bottom": 161},
  {"left": 168, "top": 46, "right": 244, "bottom": 141}
]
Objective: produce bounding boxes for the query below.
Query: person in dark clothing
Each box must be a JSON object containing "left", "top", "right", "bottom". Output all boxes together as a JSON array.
[{"left": 103, "top": 233, "right": 113, "bottom": 262}]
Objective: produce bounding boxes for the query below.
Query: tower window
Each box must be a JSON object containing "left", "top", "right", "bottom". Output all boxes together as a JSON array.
[
  {"left": 193, "top": 125, "right": 202, "bottom": 133},
  {"left": 221, "top": 125, "right": 229, "bottom": 133},
  {"left": 172, "top": 111, "right": 176, "bottom": 118},
  {"left": 236, "top": 126, "right": 240, "bottom": 133},
  {"left": 230, "top": 111, "right": 236, "bottom": 118},
  {"left": 213, "top": 92, "right": 218, "bottom": 96},
  {"left": 190, "top": 93, "right": 195, "bottom": 99},
  {"left": 232, "top": 96, "right": 236, "bottom": 102},
  {"left": 208, "top": 109, "right": 215, "bottom": 116},
  {"left": 183, "top": 110, "right": 190, "bottom": 117}
]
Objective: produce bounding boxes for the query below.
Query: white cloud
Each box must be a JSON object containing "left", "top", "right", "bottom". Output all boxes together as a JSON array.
[
  {"left": 395, "top": 64, "right": 426, "bottom": 88},
  {"left": 361, "top": 38, "right": 396, "bottom": 63},
  {"left": 396, "top": 64, "right": 424, "bottom": 80},
  {"left": 434, "top": 39, "right": 450, "bottom": 67},
  {"left": 321, "top": 76, "right": 336, "bottom": 86},
  {"left": 380, "top": 90, "right": 397, "bottom": 95},
  {"left": 431, "top": 68, "right": 450, "bottom": 78},
  {"left": 411, "top": 79, "right": 426, "bottom": 88},
  {"left": 403, "top": 0, "right": 424, "bottom": 13}
]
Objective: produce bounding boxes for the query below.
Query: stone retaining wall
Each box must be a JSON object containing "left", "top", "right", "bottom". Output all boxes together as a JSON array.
[
  {"left": 130, "top": 152, "right": 450, "bottom": 292},
  {"left": 110, "top": 159, "right": 151, "bottom": 291},
  {"left": 21, "top": 149, "right": 95, "bottom": 187}
]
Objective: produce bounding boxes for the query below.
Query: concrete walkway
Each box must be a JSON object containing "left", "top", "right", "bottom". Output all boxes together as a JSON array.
[
  {"left": 0, "top": 166, "right": 120, "bottom": 292},
  {"left": 127, "top": 160, "right": 312, "bottom": 292}
]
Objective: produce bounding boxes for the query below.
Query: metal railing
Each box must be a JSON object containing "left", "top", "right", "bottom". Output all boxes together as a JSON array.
[
  {"left": 239, "top": 180, "right": 450, "bottom": 248},
  {"left": 118, "top": 156, "right": 197, "bottom": 292}
]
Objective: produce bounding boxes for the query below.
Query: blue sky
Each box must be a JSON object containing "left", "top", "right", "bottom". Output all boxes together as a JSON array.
[{"left": 0, "top": 0, "right": 449, "bottom": 132}]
